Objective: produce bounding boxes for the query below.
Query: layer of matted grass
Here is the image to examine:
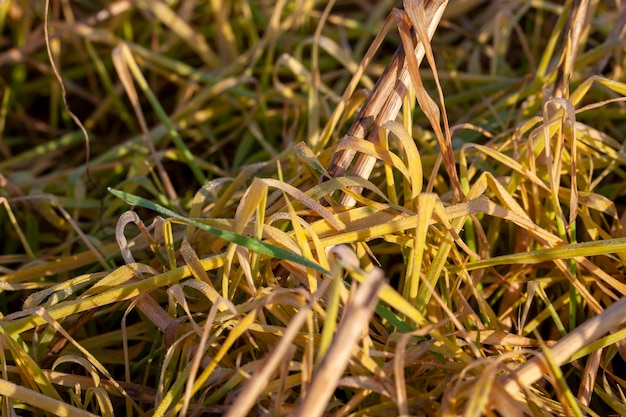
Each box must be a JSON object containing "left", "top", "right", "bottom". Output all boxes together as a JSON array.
[{"left": 1, "top": 0, "right": 626, "bottom": 416}]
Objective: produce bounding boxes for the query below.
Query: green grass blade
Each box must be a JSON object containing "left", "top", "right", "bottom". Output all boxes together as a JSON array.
[
  {"left": 108, "top": 187, "right": 329, "bottom": 274},
  {"left": 458, "top": 237, "right": 626, "bottom": 271}
]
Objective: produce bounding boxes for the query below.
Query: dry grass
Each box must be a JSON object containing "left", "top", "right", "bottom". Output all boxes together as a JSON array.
[{"left": 1, "top": 0, "right": 626, "bottom": 415}]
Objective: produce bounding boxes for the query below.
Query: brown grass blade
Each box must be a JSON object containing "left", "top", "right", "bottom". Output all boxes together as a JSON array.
[
  {"left": 294, "top": 263, "right": 386, "bottom": 417},
  {"left": 326, "top": 0, "right": 449, "bottom": 206},
  {"left": 502, "top": 295, "right": 626, "bottom": 399}
]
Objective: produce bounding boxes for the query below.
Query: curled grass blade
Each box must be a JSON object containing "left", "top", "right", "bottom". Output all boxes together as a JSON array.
[
  {"left": 0, "top": 378, "right": 98, "bottom": 417},
  {"left": 108, "top": 187, "right": 329, "bottom": 274}
]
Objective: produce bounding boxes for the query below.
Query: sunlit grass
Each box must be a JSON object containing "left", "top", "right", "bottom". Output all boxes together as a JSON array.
[{"left": 1, "top": 0, "right": 626, "bottom": 416}]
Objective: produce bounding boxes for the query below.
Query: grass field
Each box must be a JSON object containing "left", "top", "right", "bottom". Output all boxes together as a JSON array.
[{"left": 1, "top": 0, "right": 626, "bottom": 415}]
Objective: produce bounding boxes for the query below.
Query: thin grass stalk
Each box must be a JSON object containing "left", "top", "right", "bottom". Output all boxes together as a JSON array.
[
  {"left": 294, "top": 265, "right": 385, "bottom": 417},
  {"left": 503, "top": 295, "right": 626, "bottom": 399},
  {"left": 325, "top": 0, "right": 449, "bottom": 206}
]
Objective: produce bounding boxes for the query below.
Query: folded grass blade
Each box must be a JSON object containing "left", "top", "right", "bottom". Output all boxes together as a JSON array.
[{"left": 108, "top": 187, "right": 329, "bottom": 274}]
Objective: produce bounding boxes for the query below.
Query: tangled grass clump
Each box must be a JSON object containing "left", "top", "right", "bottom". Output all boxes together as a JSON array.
[{"left": 1, "top": 0, "right": 626, "bottom": 416}]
